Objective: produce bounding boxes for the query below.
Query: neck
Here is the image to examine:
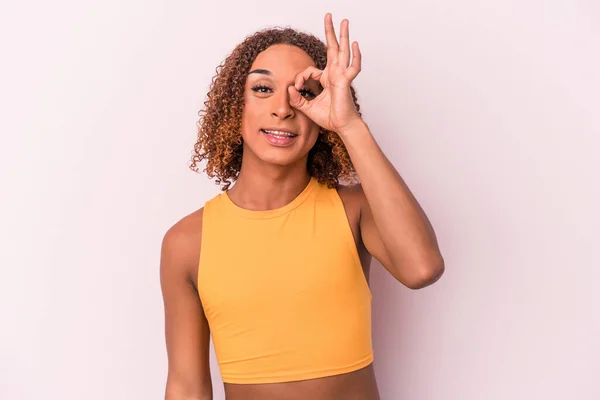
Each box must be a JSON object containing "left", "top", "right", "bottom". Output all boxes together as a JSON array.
[{"left": 227, "top": 158, "right": 312, "bottom": 212}]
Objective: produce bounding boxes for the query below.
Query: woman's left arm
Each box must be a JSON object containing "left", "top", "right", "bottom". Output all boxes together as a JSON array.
[
  {"left": 339, "top": 120, "right": 445, "bottom": 289},
  {"left": 289, "top": 14, "right": 444, "bottom": 289}
]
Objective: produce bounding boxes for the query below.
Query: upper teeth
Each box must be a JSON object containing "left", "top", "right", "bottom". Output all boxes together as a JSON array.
[{"left": 264, "top": 130, "right": 295, "bottom": 137}]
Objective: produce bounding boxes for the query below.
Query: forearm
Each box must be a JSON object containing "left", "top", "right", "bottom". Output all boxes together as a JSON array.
[
  {"left": 165, "top": 380, "right": 212, "bottom": 400},
  {"left": 340, "top": 120, "right": 444, "bottom": 275},
  {"left": 165, "top": 390, "right": 212, "bottom": 400}
]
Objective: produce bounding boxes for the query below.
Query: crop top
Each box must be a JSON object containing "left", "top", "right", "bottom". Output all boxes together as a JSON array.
[{"left": 197, "top": 176, "right": 373, "bottom": 384}]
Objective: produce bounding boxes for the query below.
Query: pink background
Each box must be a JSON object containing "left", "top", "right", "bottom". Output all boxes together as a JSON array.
[{"left": 1, "top": 0, "right": 599, "bottom": 399}]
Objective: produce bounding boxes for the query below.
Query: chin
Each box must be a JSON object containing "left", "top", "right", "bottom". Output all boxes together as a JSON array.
[
  {"left": 257, "top": 148, "right": 307, "bottom": 167},
  {"left": 241, "top": 140, "right": 307, "bottom": 167}
]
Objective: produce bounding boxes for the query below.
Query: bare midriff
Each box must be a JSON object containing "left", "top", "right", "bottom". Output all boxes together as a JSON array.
[{"left": 223, "top": 363, "right": 379, "bottom": 400}]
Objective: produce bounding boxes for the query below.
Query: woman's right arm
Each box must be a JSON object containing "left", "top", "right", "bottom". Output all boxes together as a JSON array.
[{"left": 160, "top": 210, "right": 213, "bottom": 400}]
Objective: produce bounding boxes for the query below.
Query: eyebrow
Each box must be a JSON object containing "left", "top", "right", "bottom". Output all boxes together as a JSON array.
[
  {"left": 246, "top": 68, "right": 321, "bottom": 88},
  {"left": 248, "top": 69, "right": 272, "bottom": 76}
]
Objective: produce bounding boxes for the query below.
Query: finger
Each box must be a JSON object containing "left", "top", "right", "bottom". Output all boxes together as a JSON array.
[
  {"left": 324, "top": 13, "right": 339, "bottom": 66},
  {"left": 346, "top": 41, "right": 362, "bottom": 80},
  {"left": 288, "top": 85, "right": 309, "bottom": 111},
  {"left": 294, "top": 66, "right": 324, "bottom": 90},
  {"left": 339, "top": 19, "right": 350, "bottom": 68}
]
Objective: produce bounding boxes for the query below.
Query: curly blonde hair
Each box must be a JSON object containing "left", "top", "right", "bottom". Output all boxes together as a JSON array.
[{"left": 189, "top": 26, "right": 362, "bottom": 191}]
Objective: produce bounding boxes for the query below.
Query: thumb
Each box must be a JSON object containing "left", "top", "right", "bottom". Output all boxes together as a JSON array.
[{"left": 288, "top": 85, "right": 308, "bottom": 111}]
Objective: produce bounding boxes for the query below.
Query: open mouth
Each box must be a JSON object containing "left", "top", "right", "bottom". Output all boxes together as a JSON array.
[
  {"left": 260, "top": 129, "right": 298, "bottom": 138},
  {"left": 261, "top": 129, "right": 299, "bottom": 147}
]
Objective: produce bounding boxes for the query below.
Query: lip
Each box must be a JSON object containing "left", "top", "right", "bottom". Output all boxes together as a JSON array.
[
  {"left": 261, "top": 129, "right": 299, "bottom": 147},
  {"left": 261, "top": 128, "right": 298, "bottom": 136}
]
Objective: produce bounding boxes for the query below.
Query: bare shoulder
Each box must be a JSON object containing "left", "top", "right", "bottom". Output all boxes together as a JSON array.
[
  {"left": 160, "top": 207, "right": 213, "bottom": 398},
  {"left": 336, "top": 181, "right": 366, "bottom": 216},
  {"left": 336, "top": 181, "right": 365, "bottom": 196},
  {"left": 161, "top": 208, "right": 205, "bottom": 285},
  {"left": 335, "top": 182, "right": 365, "bottom": 236}
]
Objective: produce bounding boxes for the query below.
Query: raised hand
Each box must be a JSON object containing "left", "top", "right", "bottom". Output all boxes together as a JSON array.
[{"left": 288, "top": 13, "right": 363, "bottom": 136}]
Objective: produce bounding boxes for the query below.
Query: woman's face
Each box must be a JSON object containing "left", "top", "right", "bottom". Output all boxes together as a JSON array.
[{"left": 240, "top": 44, "right": 323, "bottom": 167}]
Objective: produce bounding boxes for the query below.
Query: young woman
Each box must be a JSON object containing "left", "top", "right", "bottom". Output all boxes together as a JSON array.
[{"left": 160, "top": 13, "right": 444, "bottom": 400}]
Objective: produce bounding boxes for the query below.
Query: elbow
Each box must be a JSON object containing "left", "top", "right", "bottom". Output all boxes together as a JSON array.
[{"left": 404, "top": 256, "right": 445, "bottom": 290}]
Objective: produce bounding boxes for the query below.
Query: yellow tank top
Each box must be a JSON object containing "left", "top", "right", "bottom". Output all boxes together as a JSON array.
[{"left": 197, "top": 176, "right": 373, "bottom": 384}]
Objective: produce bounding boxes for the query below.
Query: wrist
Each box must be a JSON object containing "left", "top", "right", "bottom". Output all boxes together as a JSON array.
[{"left": 337, "top": 118, "right": 369, "bottom": 138}]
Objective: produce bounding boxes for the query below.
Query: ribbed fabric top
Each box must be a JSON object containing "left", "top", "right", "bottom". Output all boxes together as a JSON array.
[{"left": 198, "top": 177, "right": 373, "bottom": 384}]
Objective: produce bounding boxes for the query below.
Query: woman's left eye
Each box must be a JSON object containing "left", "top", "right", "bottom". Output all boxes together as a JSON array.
[{"left": 299, "top": 88, "right": 316, "bottom": 98}]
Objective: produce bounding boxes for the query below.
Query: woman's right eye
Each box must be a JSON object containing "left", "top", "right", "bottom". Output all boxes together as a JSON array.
[{"left": 251, "top": 85, "right": 272, "bottom": 94}]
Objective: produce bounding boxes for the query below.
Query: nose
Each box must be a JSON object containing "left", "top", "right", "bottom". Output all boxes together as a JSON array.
[{"left": 271, "top": 89, "right": 295, "bottom": 120}]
